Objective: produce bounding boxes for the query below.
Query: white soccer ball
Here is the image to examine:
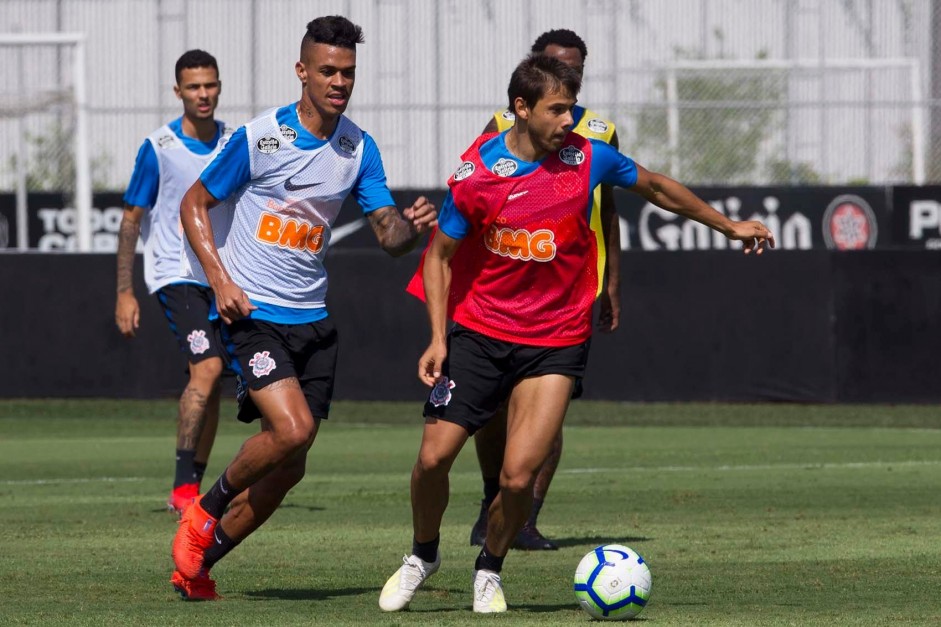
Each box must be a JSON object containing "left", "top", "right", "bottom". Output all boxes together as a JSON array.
[{"left": 573, "top": 544, "right": 652, "bottom": 620}]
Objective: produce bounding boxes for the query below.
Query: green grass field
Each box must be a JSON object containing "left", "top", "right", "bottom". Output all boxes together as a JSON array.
[{"left": 1, "top": 400, "right": 940, "bottom": 625}]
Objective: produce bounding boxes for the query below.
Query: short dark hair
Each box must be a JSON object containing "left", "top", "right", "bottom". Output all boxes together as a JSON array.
[
  {"left": 531, "top": 29, "right": 588, "bottom": 60},
  {"left": 174, "top": 49, "right": 218, "bottom": 84},
  {"left": 302, "top": 15, "right": 365, "bottom": 51},
  {"left": 507, "top": 53, "right": 582, "bottom": 112}
]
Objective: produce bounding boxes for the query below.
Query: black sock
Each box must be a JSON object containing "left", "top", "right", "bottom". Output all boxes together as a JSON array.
[
  {"left": 193, "top": 461, "right": 208, "bottom": 485},
  {"left": 174, "top": 449, "right": 197, "bottom": 488},
  {"left": 202, "top": 524, "right": 240, "bottom": 571},
  {"left": 482, "top": 477, "right": 500, "bottom": 506},
  {"left": 474, "top": 546, "right": 505, "bottom": 573},
  {"left": 199, "top": 471, "right": 239, "bottom": 519},
  {"left": 412, "top": 535, "right": 440, "bottom": 563},
  {"left": 527, "top": 498, "right": 544, "bottom": 527}
]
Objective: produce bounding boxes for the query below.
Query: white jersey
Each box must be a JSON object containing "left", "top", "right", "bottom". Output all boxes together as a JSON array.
[
  {"left": 183, "top": 111, "right": 365, "bottom": 309},
  {"left": 140, "top": 122, "right": 231, "bottom": 293}
]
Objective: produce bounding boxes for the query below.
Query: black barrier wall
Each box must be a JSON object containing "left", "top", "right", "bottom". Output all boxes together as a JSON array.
[
  {"left": 1, "top": 185, "right": 940, "bottom": 252},
  {"left": 1, "top": 251, "right": 938, "bottom": 402}
]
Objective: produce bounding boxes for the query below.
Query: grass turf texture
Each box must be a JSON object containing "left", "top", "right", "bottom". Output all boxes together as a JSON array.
[{"left": 1, "top": 400, "right": 940, "bottom": 625}]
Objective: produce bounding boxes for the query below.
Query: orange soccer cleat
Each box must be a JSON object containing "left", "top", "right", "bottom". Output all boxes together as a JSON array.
[
  {"left": 171, "top": 499, "right": 217, "bottom": 579},
  {"left": 167, "top": 483, "right": 199, "bottom": 517},
  {"left": 171, "top": 569, "right": 220, "bottom": 601}
]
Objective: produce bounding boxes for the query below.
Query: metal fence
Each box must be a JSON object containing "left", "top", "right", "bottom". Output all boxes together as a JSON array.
[{"left": 0, "top": 0, "right": 939, "bottom": 196}]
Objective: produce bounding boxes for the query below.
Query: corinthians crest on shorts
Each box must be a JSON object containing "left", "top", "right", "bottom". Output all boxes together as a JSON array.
[
  {"left": 249, "top": 351, "right": 277, "bottom": 377},
  {"left": 429, "top": 377, "right": 456, "bottom": 407},
  {"left": 186, "top": 329, "right": 210, "bottom": 355}
]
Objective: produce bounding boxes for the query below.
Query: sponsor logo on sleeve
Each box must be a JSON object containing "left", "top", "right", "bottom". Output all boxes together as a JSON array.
[
  {"left": 501, "top": 110, "right": 516, "bottom": 121},
  {"left": 429, "top": 377, "right": 456, "bottom": 407},
  {"left": 491, "top": 158, "right": 518, "bottom": 177},
  {"left": 559, "top": 145, "right": 585, "bottom": 166},
  {"left": 453, "top": 161, "right": 475, "bottom": 181},
  {"left": 279, "top": 124, "right": 298, "bottom": 143},
  {"left": 186, "top": 329, "right": 210, "bottom": 355},
  {"left": 586, "top": 118, "right": 609, "bottom": 134},
  {"left": 256, "top": 136, "right": 281, "bottom": 154}
]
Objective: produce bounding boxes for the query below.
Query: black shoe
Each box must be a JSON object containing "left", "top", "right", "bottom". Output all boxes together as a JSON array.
[
  {"left": 470, "top": 500, "right": 488, "bottom": 546},
  {"left": 513, "top": 524, "right": 558, "bottom": 551}
]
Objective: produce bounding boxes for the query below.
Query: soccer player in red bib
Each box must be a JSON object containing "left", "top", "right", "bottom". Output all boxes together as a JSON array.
[
  {"left": 471, "top": 28, "right": 622, "bottom": 552},
  {"left": 379, "top": 53, "right": 773, "bottom": 614}
]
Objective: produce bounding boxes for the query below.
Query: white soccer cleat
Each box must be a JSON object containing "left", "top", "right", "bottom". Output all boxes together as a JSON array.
[
  {"left": 472, "top": 569, "right": 507, "bottom": 613},
  {"left": 378, "top": 553, "right": 441, "bottom": 611}
]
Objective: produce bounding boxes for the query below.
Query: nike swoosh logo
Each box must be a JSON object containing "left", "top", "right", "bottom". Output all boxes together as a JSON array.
[
  {"left": 508, "top": 190, "right": 529, "bottom": 201},
  {"left": 214, "top": 531, "right": 223, "bottom": 545},
  {"left": 284, "top": 177, "right": 325, "bottom": 192},
  {"left": 219, "top": 483, "right": 229, "bottom": 495}
]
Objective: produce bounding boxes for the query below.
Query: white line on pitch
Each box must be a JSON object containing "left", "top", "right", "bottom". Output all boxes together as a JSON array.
[
  {"left": 0, "top": 476, "right": 148, "bottom": 486},
  {"left": 562, "top": 459, "right": 941, "bottom": 474}
]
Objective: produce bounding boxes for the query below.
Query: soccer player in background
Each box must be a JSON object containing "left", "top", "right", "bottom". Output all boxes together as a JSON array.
[
  {"left": 170, "top": 15, "right": 436, "bottom": 601},
  {"left": 115, "top": 49, "right": 231, "bottom": 517},
  {"left": 380, "top": 53, "right": 773, "bottom": 614},
  {"left": 470, "top": 28, "right": 622, "bottom": 552}
]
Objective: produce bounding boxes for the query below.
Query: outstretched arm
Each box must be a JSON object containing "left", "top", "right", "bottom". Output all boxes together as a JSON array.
[
  {"left": 597, "top": 130, "right": 622, "bottom": 333},
  {"left": 115, "top": 205, "right": 144, "bottom": 337},
  {"left": 632, "top": 165, "right": 775, "bottom": 254},
  {"left": 180, "top": 180, "right": 255, "bottom": 323},
  {"left": 367, "top": 196, "right": 437, "bottom": 257},
  {"left": 418, "top": 229, "right": 460, "bottom": 387}
]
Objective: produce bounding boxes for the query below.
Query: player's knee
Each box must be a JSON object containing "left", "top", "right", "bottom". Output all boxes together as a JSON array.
[
  {"left": 499, "top": 468, "right": 535, "bottom": 496},
  {"left": 189, "top": 357, "right": 223, "bottom": 386},
  {"left": 273, "top": 422, "right": 315, "bottom": 456},
  {"left": 414, "top": 449, "right": 452, "bottom": 478}
]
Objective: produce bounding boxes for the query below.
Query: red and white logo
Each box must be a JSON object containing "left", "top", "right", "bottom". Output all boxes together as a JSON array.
[
  {"left": 822, "top": 194, "right": 878, "bottom": 250},
  {"left": 249, "top": 351, "right": 277, "bottom": 377},
  {"left": 187, "top": 330, "right": 210, "bottom": 355}
]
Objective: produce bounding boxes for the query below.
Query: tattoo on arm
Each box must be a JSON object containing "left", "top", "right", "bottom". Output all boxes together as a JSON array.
[
  {"left": 368, "top": 207, "right": 418, "bottom": 257},
  {"left": 116, "top": 216, "right": 140, "bottom": 293}
]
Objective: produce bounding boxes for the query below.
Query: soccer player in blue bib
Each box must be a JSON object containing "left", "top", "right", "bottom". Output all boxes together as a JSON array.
[
  {"left": 115, "top": 49, "right": 232, "bottom": 519},
  {"left": 169, "top": 16, "right": 436, "bottom": 600}
]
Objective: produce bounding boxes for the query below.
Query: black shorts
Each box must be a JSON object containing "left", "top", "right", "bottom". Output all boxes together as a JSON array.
[
  {"left": 423, "top": 324, "right": 590, "bottom": 434},
  {"left": 224, "top": 317, "right": 338, "bottom": 423},
  {"left": 156, "top": 283, "right": 224, "bottom": 364}
]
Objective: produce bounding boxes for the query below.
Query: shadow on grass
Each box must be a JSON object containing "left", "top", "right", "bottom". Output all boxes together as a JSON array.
[
  {"left": 513, "top": 602, "right": 581, "bottom": 613},
  {"left": 277, "top": 502, "right": 325, "bottom": 512},
  {"left": 245, "top": 586, "right": 371, "bottom": 601},
  {"left": 551, "top": 535, "right": 652, "bottom": 549}
]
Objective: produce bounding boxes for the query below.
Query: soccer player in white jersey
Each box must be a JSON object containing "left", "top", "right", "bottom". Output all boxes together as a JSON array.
[
  {"left": 115, "top": 49, "right": 231, "bottom": 520},
  {"left": 169, "top": 16, "right": 436, "bottom": 600}
]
